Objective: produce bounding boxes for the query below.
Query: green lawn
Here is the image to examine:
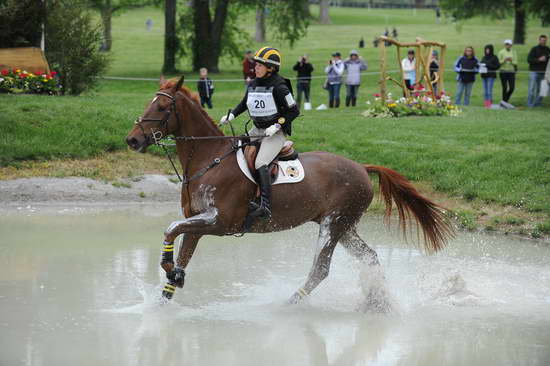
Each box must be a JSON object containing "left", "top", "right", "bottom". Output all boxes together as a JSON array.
[{"left": 1, "top": 5, "right": 549, "bottom": 220}]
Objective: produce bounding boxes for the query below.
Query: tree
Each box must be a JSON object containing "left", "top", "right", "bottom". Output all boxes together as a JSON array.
[
  {"left": 319, "top": 0, "right": 330, "bottom": 24},
  {"left": 0, "top": 0, "right": 44, "bottom": 48},
  {"left": 179, "top": 0, "right": 309, "bottom": 73},
  {"left": 163, "top": 0, "right": 178, "bottom": 73},
  {"left": 45, "top": 0, "right": 109, "bottom": 95},
  {"left": 440, "top": 0, "right": 544, "bottom": 44},
  {"left": 255, "top": 4, "right": 266, "bottom": 42},
  {"left": 87, "top": 0, "right": 151, "bottom": 51}
]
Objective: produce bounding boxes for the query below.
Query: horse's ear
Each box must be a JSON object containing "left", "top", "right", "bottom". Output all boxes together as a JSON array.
[
  {"left": 159, "top": 74, "right": 167, "bottom": 87},
  {"left": 174, "top": 75, "right": 185, "bottom": 92}
]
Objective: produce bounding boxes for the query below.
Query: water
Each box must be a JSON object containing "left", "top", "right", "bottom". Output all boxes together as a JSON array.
[{"left": 1, "top": 204, "right": 549, "bottom": 366}]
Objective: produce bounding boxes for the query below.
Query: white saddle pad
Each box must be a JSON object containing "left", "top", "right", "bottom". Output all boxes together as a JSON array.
[{"left": 236, "top": 146, "right": 305, "bottom": 185}]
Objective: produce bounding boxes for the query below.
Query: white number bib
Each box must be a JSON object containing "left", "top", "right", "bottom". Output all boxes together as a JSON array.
[{"left": 247, "top": 88, "right": 278, "bottom": 118}]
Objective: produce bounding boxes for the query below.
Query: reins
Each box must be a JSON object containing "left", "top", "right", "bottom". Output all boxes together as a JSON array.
[{"left": 135, "top": 90, "right": 266, "bottom": 185}]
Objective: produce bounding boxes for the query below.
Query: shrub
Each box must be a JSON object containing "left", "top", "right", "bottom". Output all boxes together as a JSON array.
[
  {"left": 0, "top": 0, "right": 43, "bottom": 48},
  {"left": 45, "top": 0, "right": 109, "bottom": 95}
]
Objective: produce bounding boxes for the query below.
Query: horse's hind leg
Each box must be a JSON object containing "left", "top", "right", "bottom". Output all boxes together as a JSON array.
[
  {"left": 340, "top": 230, "right": 379, "bottom": 266},
  {"left": 160, "top": 234, "right": 201, "bottom": 300},
  {"left": 288, "top": 216, "right": 345, "bottom": 304},
  {"left": 341, "top": 230, "right": 391, "bottom": 313}
]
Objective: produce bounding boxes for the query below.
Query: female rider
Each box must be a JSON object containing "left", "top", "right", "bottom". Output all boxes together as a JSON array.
[{"left": 219, "top": 47, "right": 300, "bottom": 219}]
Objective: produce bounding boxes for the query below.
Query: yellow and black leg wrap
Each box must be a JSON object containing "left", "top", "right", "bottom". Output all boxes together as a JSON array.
[
  {"left": 162, "top": 283, "right": 177, "bottom": 299},
  {"left": 161, "top": 240, "right": 174, "bottom": 265}
]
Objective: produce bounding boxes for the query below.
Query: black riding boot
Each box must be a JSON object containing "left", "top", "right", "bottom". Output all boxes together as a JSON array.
[
  {"left": 345, "top": 96, "right": 351, "bottom": 107},
  {"left": 352, "top": 97, "right": 357, "bottom": 106},
  {"left": 249, "top": 165, "right": 272, "bottom": 219},
  {"left": 329, "top": 99, "right": 334, "bottom": 108},
  {"left": 335, "top": 98, "right": 340, "bottom": 108}
]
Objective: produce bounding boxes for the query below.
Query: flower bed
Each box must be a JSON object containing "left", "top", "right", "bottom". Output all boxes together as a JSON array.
[
  {"left": 0, "top": 68, "right": 60, "bottom": 95},
  {"left": 363, "top": 92, "right": 461, "bottom": 118}
]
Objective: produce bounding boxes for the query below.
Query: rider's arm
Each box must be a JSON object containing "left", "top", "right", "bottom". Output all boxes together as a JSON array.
[
  {"left": 231, "top": 92, "right": 248, "bottom": 117},
  {"left": 274, "top": 84, "right": 299, "bottom": 125}
]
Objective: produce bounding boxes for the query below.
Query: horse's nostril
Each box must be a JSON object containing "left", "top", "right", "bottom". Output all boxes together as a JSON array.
[{"left": 126, "top": 137, "right": 139, "bottom": 149}]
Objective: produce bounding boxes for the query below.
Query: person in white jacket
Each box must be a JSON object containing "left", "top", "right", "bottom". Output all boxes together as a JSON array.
[
  {"left": 344, "top": 50, "right": 368, "bottom": 107},
  {"left": 401, "top": 49, "right": 416, "bottom": 93},
  {"left": 324, "top": 52, "right": 345, "bottom": 108}
]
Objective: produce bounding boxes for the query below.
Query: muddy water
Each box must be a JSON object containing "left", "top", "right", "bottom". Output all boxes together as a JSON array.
[{"left": 1, "top": 204, "right": 549, "bottom": 366}]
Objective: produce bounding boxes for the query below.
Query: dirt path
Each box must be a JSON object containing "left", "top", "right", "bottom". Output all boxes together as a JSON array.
[{"left": 0, "top": 174, "right": 180, "bottom": 205}]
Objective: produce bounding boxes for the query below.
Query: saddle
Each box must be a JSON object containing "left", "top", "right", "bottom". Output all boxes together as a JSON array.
[{"left": 244, "top": 140, "right": 299, "bottom": 193}]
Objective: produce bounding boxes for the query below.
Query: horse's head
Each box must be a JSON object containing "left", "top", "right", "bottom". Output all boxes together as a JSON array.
[{"left": 126, "top": 75, "right": 185, "bottom": 153}]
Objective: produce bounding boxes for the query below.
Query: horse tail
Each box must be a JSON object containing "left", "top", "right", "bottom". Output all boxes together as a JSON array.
[{"left": 365, "top": 165, "right": 455, "bottom": 253}]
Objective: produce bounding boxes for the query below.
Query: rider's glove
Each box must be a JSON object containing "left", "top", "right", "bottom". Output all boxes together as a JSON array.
[
  {"left": 265, "top": 123, "right": 281, "bottom": 137},
  {"left": 219, "top": 113, "right": 235, "bottom": 125}
]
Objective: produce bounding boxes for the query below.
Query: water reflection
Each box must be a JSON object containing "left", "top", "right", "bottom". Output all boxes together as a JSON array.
[{"left": 1, "top": 205, "right": 549, "bottom": 365}]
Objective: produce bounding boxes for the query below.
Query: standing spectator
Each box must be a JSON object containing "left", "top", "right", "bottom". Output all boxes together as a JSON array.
[
  {"left": 401, "top": 49, "right": 416, "bottom": 92},
  {"left": 145, "top": 18, "right": 153, "bottom": 31},
  {"left": 480, "top": 44, "right": 500, "bottom": 108},
  {"left": 392, "top": 27, "right": 398, "bottom": 39},
  {"left": 430, "top": 50, "right": 440, "bottom": 95},
  {"left": 498, "top": 40, "right": 518, "bottom": 106},
  {"left": 527, "top": 35, "right": 550, "bottom": 107},
  {"left": 325, "top": 52, "right": 345, "bottom": 108},
  {"left": 435, "top": 7, "right": 441, "bottom": 23},
  {"left": 293, "top": 54, "right": 314, "bottom": 110},
  {"left": 242, "top": 50, "right": 255, "bottom": 85},
  {"left": 454, "top": 46, "right": 479, "bottom": 106},
  {"left": 197, "top": 67, "right": 214, "bottom": 109},
  {"left": 344, "top": 50, "right": 367, "bottom": 107}
]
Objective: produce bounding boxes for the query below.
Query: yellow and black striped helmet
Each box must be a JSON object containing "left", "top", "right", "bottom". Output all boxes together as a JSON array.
[{"left": 254, "top": 47, "right": 281, "bottom": 69}]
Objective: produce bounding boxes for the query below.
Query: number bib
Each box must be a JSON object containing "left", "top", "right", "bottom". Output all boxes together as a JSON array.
[{"left": 247, "top": 87, "right": 278, "bottom": 120}]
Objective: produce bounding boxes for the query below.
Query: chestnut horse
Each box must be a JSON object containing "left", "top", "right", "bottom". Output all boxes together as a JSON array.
[{"left": 126, "top": 76, "right": 454, "bottom": 306}]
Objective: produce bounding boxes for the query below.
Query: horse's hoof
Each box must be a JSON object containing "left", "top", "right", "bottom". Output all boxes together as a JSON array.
[
  {"left": 287, "top": 293, "right": 303, "bottom": 305},
  {"left": 167, "top": 267, "right": 185, "bottom": 288}
]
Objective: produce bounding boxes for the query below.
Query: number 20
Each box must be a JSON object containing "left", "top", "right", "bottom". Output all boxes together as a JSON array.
[{"left": 254, "top": 100, "right": 266, "bottom": 109}]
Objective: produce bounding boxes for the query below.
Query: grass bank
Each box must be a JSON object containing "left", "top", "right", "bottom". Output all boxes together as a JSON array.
[{"left": 0, "top": 6, "right": 549, "bottom": 237}]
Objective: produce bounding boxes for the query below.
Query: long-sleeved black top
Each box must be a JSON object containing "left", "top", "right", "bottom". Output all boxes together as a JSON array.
[
  {"left": 232, "top": 73, "right": 299, "bottom": 136},
  {"left": 527, "top": 44, "right": 550, "bottom": 72},
  {"left": 293, "top": 61, "right": 314, "bottom": 83}
]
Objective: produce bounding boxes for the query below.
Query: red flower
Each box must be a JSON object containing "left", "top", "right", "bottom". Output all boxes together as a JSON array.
[
  {"left": 373, "top": 93, "right": 380, "bottom": 97},
  {"left": 50, "top": 71, "right": 57, "bottom": 76},
  {"left": 20, "top": 72, "right": 27, "bottom": 78},
  {"left": 1, "top": 69, "right": 8, "bottom": 76}
]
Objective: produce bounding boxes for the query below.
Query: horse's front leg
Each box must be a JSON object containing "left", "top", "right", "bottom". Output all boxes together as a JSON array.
[{"left": 160, "top": 210, "right": 219, "bottom": 300}]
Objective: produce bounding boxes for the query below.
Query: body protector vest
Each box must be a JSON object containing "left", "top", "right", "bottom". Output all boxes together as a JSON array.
[{"left": 246, "top": 86, "right": 281, "bottom": 129}]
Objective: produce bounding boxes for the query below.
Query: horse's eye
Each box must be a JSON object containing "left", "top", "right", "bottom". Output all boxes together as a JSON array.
[{"left": 157, "top": 104, "right": 166, "bottom": 112}]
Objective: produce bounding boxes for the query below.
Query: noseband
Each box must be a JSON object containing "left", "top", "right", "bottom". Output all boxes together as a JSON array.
[{"left": 134, "top": 91, "right": 181, "bottom": 144}]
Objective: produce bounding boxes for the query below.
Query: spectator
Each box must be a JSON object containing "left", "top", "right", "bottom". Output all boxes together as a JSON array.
[
  {"left": 359, "top": 37, "right": 365, "bottom": 48},
  {"left": 293, "top": 54, "right": 314, "bottom": 110},
  {"left": 197, "top": 67, "right": 214, "bottom": 109},
  {"left": 498, "top": 40, "right": 518, "bottom": 106},
  {"left": 324, "top": 52, "right": 345, "bottom": 108},
  {"left": 344, "top": 50, "right": 367, "bottom": 107},
  {"left": 542, "top": 54, "right": 550, "bottom": 98},
  {"left": 454, "top": 46, "right": 479, "bottom": 106},
  {"left": 401, "top": 49, "right": 416, "bottom": 92},
  {"left": 145, "top": 18, "right": 153, "bottom": 31},
  {"left": 430, "top": 50, "right": 440, "bottom": 95},
  {"left": 527, "top": 34, "right": 550, "bottom": 107},
  {"left": 480, "top": 44, "right": 500, "bottom": 108},
  {"left": 242, "top": 50, "right": 255, "bottom": 85},
  {"left": 392, "top": 27, "right": 398, "bottom": 39},
  {"left": 435, "top": 7, "right": 441, "bottom": 23}
]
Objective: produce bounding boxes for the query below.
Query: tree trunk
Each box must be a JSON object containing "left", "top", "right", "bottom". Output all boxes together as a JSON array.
[
  {"left": 100, "top": 8, "right": 113, "bottom": 51},
  {"left": 319, "top": 0, "right": 331, "bottom": 24},
  {"left": 255, "top": 5, "right": 266, "bottom": 42},
  {"left": 192, "top": 0, "right": 230, "bottom": 73},
  {"left": 513, "top": 0, "right": 526, "bottom": 45},
  {"left": 302, "top": 0, "right": 311, "bottom": 19},
  {"left": 163, "top": 0, "right": 177, "bottom": 74}
]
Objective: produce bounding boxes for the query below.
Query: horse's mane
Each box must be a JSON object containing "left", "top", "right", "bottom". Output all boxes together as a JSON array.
[{"left": 161, "top": 79, "right": 224, "bottom": 135}]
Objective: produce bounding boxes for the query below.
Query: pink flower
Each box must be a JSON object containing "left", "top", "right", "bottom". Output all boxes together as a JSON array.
[{"left": 1, "top": 69, "right": 8, "bottom": 76}]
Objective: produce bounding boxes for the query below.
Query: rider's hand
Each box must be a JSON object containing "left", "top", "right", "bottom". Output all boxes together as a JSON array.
[
  {"left": 265, "top": 124, "right": 281, "bottom": 137},
  {"left": 219, "top": 113, "right": 235, "bottom": 125}
]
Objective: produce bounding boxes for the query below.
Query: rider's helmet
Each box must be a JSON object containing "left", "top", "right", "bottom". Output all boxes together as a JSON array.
[{"left": 254, "top": 47, "right": 281, "bottom": 72}]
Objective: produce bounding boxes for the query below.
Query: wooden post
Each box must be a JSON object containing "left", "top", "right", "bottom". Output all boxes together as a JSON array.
[
  {"left": 425, "top": 46, "right": 436, "bottom": 97},
  {"left": 396, "top": 45, "right": 409, "bottom": 98},
  {"left": 380, "top": 38, "right": 387, "bottom": 100}
]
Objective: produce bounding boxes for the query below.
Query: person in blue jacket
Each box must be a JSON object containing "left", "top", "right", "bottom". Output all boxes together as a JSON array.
[{"left": 454, "top": 46, "right": 479, "bottom": 105}]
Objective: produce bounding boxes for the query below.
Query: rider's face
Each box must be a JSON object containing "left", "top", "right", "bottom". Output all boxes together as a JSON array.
[{"left": 255, "top": 63, "right": 269, "bottom": 78}]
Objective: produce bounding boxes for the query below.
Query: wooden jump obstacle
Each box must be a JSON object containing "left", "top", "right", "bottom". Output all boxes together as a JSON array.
[
  {"left": 0, "top": 47, "right": 51, "bottom": 74},
  {"left": 378, "top": 36, "right": 446, "bottom": 100}
]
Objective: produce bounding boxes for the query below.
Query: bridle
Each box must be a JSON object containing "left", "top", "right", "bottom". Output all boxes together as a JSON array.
[{"left": 134, "top": 91, "right": 181, "bottom": 145}]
